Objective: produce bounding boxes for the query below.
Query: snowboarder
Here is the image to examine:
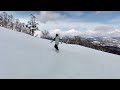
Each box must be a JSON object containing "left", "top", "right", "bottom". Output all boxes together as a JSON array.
[{"left": 50, "top": 34, "right": 62, "bottom": 51}]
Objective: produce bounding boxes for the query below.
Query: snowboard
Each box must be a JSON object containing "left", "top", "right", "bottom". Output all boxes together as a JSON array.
[{"left": 55, "top": 49, "right": 59, "bottom": 53}]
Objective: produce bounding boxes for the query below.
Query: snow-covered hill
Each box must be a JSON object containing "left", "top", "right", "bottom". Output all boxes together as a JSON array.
[{"left": 0, "top": 27, "right": 120, "bottom": 79}]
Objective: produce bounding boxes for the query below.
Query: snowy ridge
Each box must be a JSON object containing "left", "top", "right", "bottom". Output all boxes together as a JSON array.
[{"left": 0, "top": 27, "right": 120, "bottom": 79}]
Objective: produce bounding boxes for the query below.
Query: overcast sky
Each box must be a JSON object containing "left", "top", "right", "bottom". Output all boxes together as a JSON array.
[{"left": 1, "top": 11, "right": 120, "bottom": 37}]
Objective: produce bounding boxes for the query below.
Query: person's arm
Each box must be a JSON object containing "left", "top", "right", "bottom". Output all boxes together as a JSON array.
[
  {"left": 50, "top": 38, "right": 55, "bottom": 43},
  {"left": 60, "top": 38, "right": 62, "bottom": 44}
]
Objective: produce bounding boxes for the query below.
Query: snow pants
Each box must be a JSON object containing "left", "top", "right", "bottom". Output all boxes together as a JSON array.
[{"left": 54, "top": 44, "right": 59, "bottom": 51}]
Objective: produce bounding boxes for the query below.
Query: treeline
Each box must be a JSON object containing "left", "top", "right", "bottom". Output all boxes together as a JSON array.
[
  {"left": 63, "top": 36, "right": 120, "bottom": 55},
  {"left": 62, "top": 36, "right": 107, "bottom": 51},
  {"left": 41, "top": 33, "right": 120, "bottom": 55},
  {"left": 0, "top": 12, "right": 26, "bottom": 32},
  {"left": 104, "top": 46, "right": 120, "bottom": 55},
  {"left": 0, "top": 12, "right": 54, "bottom": 39},
  {"left": 41, "top": 33, "right": 107, "bottom": 52},
  {"left": 0, "top": 12, "right": 39, "bottom": 36}
]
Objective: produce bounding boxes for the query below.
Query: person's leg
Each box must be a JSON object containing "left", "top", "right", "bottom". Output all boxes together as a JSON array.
[
  {"left": 54, "top": 44, "right": 57, "bottom": 49},
  {"left": 54, "top": 44, "right": 59, "bottom": 50},
  {"left": 56, "top": 45, "right": 59, "bottom": 51},
  {"left": 54, "top": 44, "right": 56, "bottom": 48}
]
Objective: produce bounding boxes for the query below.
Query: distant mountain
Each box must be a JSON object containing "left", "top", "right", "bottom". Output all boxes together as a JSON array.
[{"left": 85, "top": 36, "right": 120, "bottom": 48}]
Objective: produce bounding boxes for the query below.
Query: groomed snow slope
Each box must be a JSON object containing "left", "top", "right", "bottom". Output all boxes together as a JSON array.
[{"left": 0, "top": 27, "right": 120, "bottom": 79}]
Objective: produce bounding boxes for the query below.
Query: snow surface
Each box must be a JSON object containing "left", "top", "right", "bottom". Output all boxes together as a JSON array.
[{"left": 0, "top": 27, "right": 120, "bottom": 79}]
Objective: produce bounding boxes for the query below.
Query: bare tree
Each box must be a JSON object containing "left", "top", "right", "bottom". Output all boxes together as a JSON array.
[
  {"left": 15, "top": 19, "right": 20, "bottom": 31},
  {"left": 7, "top": 15, "right": 14, "bottom": 30},
  {"left": 0, "top": 15, "right": 3, "bottom": 26},
  {"left": 1, "top": 12, "right": 8, "bottom": 28},
  {"left": 41, "top": 30, "right": 49, "bottom": 39},
  {"left": 26, "top": 14, "right": 39, "bottom": 36}
]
